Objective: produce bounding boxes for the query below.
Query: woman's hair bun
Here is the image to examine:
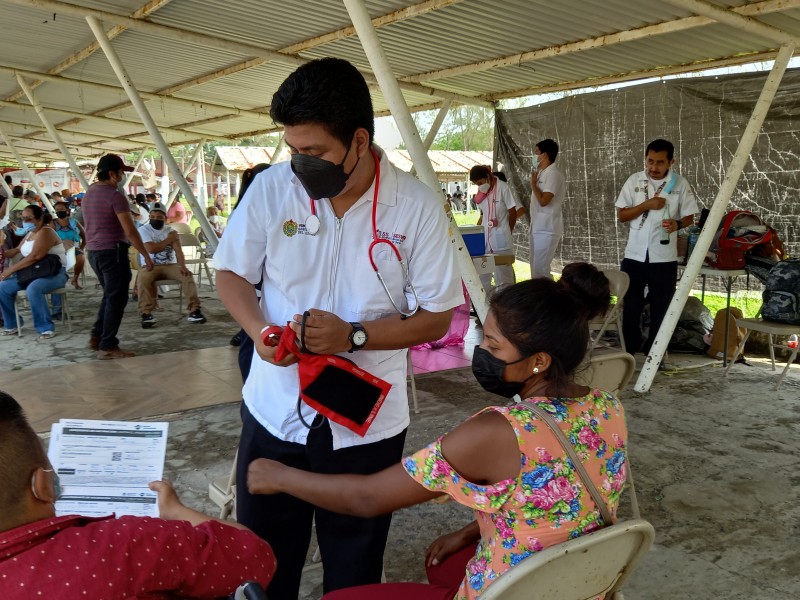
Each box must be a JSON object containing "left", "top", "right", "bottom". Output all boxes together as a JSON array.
[{"left": 558, "top": 262, "right": 611, "bottom": 321}]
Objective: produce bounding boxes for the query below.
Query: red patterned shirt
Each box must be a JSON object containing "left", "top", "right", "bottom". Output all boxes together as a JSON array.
[{"left": 0, "top": 515, "right": 276, "bottom": 599}]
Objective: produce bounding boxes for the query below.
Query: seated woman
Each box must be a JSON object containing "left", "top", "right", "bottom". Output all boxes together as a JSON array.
[
  {"left": 51, "top": 201, "right": 86, "bottom": 289},
  {"left": 0, "top": 205, "right": 68, "bottom": 340},
  {"left": 206, "top": 205, "right": 225, "bottom": 237},
  {"left": 247, "top": 263, "right": 627, "bottom": 600}
]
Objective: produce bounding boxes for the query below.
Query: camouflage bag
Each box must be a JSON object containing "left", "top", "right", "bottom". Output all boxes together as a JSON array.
[{"left": 762, "top": 258, "right": 800, "bottom": 325}]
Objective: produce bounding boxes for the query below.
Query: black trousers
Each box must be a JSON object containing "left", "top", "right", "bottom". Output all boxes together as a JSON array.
[
  {"left": 88, "top": 245, "right": 132, "bottom": 351},
  {"left": 620, "top": 257, "right": 678, "bottom": 354},
  {"left": 237, "top": 404, "right": 407, "bottom": 599}
]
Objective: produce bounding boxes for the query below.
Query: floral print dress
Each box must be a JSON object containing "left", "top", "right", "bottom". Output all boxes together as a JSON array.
[{"left": 402, "top": 389, "right": 627, "bottom": 600}]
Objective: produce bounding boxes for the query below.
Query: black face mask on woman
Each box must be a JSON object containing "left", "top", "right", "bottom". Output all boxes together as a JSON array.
[
  {"left": 471, "top": 346, "right": 530, "bottom": 398},
  {"left": 55, "top": 210, "right": 68, "bottom": 219},
  {"left": 290, "top": 139, "right": 359, "bottom": 200}
]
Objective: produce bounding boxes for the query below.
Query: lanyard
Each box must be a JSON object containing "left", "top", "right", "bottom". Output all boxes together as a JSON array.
[{"left": 639, "top": 178, "right": 668, "bottom": 228}]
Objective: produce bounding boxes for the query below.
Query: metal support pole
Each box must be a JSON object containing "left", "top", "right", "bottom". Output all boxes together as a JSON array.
[
  {"left": 0, "top": 124, "right": 56, "bottom": 214},
  {"left": 635, "top": 43, "right": 795, "bottom": 392},
  {"left": 0, "top": 172, "right": 13, "bottom": 198},
  {"left": 270, "top": 135, "right": 286, "bottom": 165},
  {"left": 343, "top": 0, "right": 489, "bottom": 321},
  {"left": 410, "top": 99, "right": 452, "bottom": 177},
  {"left": 16, "top": 73, "right": 89, "bottom": 190},
  {"left": 225, "top": 168, "right": 231, "bottom": 214},
  {"left": 86, "top": 16, "right": 218, "bottom": 249},
  {"left": 125, "top": 146, "right": 149, "bottom": 187},
  {"left": 167, "top": 140, "right": 204, "bottom": 206}
]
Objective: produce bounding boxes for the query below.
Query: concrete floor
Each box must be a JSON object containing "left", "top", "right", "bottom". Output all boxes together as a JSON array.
[{"left": 3, "top": 268, "right": 798, "bottom": 599}]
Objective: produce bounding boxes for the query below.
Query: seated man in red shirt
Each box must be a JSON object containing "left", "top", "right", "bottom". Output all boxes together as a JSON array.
[{"left": 0, "top": 392, "right": 276, "bottom": 598}]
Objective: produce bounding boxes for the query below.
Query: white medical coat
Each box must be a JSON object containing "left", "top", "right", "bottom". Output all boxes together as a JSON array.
[{"left": 213, "top": 147, "right": 463, "bottom": 449}]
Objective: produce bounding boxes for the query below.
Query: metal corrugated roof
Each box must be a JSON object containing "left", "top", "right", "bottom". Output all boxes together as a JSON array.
[{"left": 1, "top": 0, "right": 799, "bottom": 165}]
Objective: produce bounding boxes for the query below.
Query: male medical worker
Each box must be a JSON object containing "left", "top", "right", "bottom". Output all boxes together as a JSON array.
[
  {"left": 213, "top": 58, "right": 463, "bottom": 599},
  {"left": 616, "top": 138, "right": 698, "bottom": 358}
]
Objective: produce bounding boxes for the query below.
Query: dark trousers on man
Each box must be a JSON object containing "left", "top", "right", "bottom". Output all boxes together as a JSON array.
[
  {"left": 88, "top": 244, "right": 132, "bottom": 351},
  {"left": 237, "top": 404, "right": 407, "bottom": 600},
  {"left": 620, "top": 256, "right": 678, "bottom": 354}
]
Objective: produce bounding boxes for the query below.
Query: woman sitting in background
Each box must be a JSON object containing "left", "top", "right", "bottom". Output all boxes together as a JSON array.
[
  {"left": 52, "top": 201, "right": 86, "bottom": 289},
  {"left": 248, "top": 262, "right": 628, "bottom": 600},
  {"left": 0, "top": 205, "right": 67, "bottom": 340}
]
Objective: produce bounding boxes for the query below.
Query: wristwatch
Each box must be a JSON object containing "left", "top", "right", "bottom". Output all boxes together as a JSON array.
[{"left": 348, "top": 322, "right": 368, "bottom": 353}]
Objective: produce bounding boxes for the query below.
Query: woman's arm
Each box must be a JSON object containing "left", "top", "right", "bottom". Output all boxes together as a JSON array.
[
  {"left": 248, "top": 461, "right": 443, "bottom": 518},
  {"left": 248, "top": 410, "right": 521, "bottom": 518},
  {"left": 2, "top": 229, "right": 61, "bottom": 277}
]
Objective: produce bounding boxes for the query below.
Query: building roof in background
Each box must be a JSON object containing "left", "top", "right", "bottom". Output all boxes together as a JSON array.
[{"left": 0, "top": 0, "right": 798, "bottom": 165}]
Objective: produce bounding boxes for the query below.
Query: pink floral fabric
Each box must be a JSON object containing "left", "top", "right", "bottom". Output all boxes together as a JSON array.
[{"left": 402, "top": 390, "right": 627, "bottom": 600}]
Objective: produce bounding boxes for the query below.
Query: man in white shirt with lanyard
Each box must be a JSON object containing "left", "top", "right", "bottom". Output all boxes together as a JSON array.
[
  {"left": 615, "top": 138, "right": 699, "bottom": 357},
  {"left": 213, "top": 58, "right": 463, "bottom": 599},
  {"left": 529, "top": 138, "right": 566, "bottom": 279},
  {"left": 469, "top": 165, "right": 523, "bottom": 296}
]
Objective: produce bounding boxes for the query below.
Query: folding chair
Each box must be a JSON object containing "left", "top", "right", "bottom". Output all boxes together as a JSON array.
[
  {"left": 589, "top": 270, "right": 629, "bottom": 351},
  {"left": 179, "top": 232, "right": 215, "bottom": 290},
  {"left": 724, "top": 317, "right": 800, "bottom": 389},
  {"left": 480, "top": 519, "right": 654, "bottom": 600},
  {"left": 169, "top": 222, "right": 193, "bottom": 234},
  {"left": 14, "top": 287, "right": 72, "bottom": 335},
  {"left": 576, "top": 351, "right": 636, "bottom": 398}
]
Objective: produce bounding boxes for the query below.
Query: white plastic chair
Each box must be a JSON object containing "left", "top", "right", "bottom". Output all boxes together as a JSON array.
[
  {"left": 724, "top": 317, "right": 800, "bottom": 389},
  {"left": 480, "top": 518, "right": 654, "bottom": 600},
  {"left": 589, "top": 270, "right": 629, "bottom": 351},
  {"left": 576, "top": 351, "right": 636, "bottom": 398},
  {"left": 178, "top": 232, "right": 215, "bottom": 290}
]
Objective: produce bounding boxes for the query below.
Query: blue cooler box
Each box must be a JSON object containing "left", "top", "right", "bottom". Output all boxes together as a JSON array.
[{"left": 459, "top": 225, "right": 485, "bottom": 256}]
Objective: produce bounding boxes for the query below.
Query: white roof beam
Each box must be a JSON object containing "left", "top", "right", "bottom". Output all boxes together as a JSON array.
[
  {"left": 4, "top": 0, "right": 174, "bottom": 103},
  {"left": 88, "top": 1, "right": 469, "bottom": 121},
  {"left": 87, "top": 15, "right": 219, "bottom": 250},
  {"left": 0, "top": 64, "right": 269, "bottom": 121},
  {"left": 10, "top": 0, "right": 489, "bottom": 108},
  {"left": 403, "top": 0, "right": 800, "bottom": 83},
  {"left": 16, "top": 74, "right": 89, "bottom": 189},
  {"left": 484, "top": 47, "right": 800, "bottom": 101},
  {"left": 663, "top": 0, "right": 800, "bottom": 46}
]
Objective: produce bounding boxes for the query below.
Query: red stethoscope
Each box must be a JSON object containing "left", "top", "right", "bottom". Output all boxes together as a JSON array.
[{"left": 306, "top": 147, "right": 419, "bottom": 319}]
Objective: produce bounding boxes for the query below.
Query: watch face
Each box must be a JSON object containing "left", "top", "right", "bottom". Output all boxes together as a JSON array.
[{"left": 353, "top": 330, "right": 367, "bottom": 346}]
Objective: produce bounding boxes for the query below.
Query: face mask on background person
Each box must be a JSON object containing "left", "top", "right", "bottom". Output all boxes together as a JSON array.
[
  {"left": 290, "top": 138, "right": 359, "bottom": 200},
  {"left": 531, "top": 153, "right": 540, "bottom": 170},
  {"left": 15, "top": 221, "right": 36, "bottom": 236},
  {"left": 56, "top": 210, "right": 68, "bottom": 219},
  {"left": 150, "top": 219, "right": 165, "bottom": 231},
  {"left": 471, "top": 346, "right": 530, "bottom": 398}
]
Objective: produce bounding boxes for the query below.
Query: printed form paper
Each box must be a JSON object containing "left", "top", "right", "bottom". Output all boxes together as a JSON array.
[{"left": 48, "top": 419, "right": 168, "bottom": 518}]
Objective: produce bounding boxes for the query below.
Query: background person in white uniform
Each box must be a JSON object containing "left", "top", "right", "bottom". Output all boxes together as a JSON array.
[
  {"left": 213, "top": 58, "right": 463, "bottom": 599},
  {"left": 469, "top": 165, "right": 523, "bottom": 296},
  {"left": 615, "top": 138, "right": 698, "bottom": 357},
  {"left": 529, "top": 139, "right": 566, "bottom": 280}
]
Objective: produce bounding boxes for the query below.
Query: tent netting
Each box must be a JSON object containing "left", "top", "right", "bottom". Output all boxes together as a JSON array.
[{"left": 495, "top": 68, "right": 800, "bottom": 277}]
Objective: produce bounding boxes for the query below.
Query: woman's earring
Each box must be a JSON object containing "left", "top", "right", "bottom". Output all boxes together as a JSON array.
[{"left": 532, "top": 367, "right": 539, "bottom": 374}]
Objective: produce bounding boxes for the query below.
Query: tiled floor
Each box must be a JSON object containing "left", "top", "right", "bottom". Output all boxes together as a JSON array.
[
  {"left": 11, "top": 323, "right": 483, "bottom": 433},
  {"left": 7, "top": 347, "right": 243, "bottom": 432}
]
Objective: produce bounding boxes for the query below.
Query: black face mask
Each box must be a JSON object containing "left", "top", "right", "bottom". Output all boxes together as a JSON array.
[
  {"left": 471, "top": 346, "right": 530, "bottom": 398},
  {"left": 55, "top": 210, "right": 68, "bottom": 219},
  {"left": 150, "top": 220, "right": 165, "bottom": 230},
  {"left": 290, "top": 139, "right": 359, "bottom": 200}
]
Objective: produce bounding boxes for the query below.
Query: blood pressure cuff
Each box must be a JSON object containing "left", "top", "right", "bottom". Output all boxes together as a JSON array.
[{"left": 273, "top": 326, "right": 391, "bottom": 437}]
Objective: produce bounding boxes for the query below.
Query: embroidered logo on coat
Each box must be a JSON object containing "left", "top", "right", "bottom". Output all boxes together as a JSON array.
[{"left": 282, "top": 219, "right": 298, "bottom": 237}]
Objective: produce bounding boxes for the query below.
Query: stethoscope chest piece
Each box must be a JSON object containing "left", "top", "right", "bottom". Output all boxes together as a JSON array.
[{"left": 305, "top": 214, "right": 320, "bottom": 235}]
